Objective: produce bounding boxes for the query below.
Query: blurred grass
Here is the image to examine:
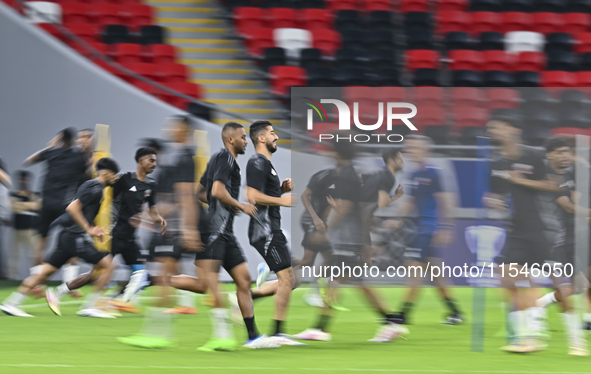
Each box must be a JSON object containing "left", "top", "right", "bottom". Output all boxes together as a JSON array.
[{"left": 0, "top": 282, "right": 590, "bottom": 374}]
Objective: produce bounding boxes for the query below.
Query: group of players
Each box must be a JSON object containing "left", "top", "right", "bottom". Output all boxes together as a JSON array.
[{"left": 1, "top": 111, "right": 590, "bottom": 355}]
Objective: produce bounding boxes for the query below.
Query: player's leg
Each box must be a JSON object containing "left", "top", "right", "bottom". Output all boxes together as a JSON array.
[
  {"left": 1, "top": 262, "right": 59, "bottom": 317},
  {"left": 429, "top": 257, "right": 463, "bottom": 325},
  {"left": 46, "top": 269, "right": 96, "bottom": 313}
]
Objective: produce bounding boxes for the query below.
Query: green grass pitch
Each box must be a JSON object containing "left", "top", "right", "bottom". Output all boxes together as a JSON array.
[{"left": 0, "top": 282, "right": 589, "bottom": 374}]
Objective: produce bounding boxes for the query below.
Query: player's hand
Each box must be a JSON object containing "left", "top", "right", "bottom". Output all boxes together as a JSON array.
[
  {"left": 394, "top": 185, "right": 404, "bottom": 198},
  {"left": 432, "top": 227, "right": 454, "bottom": 248},
  {"left": 159, "top": 218, "right": 167, "bottom": 235},
  {"left": 239, "top": 203, "right": 257, "bottom": 217},
  {"left": 182, "top": 229, "right": 203, "bottom": 252},
  {"left": 506, "top": 171, "right": 525, "bottom": 184},
  {"left": 281, "top": 193, "right": 297, "bottom": 207},
  {"left": 313, "top": 217, "right": 326, "bottom": 232},
  {"left": 281, "top": 178, "right": 294, "bottom": 193},
  {"left": 483, "top": 195, "right": 508, "bottom": 210},
  {"left": 87, "top": 226, "right": 106, "bottom": 241},
  {"left": 383, "top": 219, "right": 402, "bottom": 231}
]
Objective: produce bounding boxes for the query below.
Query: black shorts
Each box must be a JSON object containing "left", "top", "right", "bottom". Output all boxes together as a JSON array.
[
  {"left": 47, "top": 231, "right": 109, "bottom": 269},
  {"left": 301, "top": 219, "right": 331, "bottom": 253},
  {"left": 36, "top": 202, "right": 67, "bottom": 237},
  {"left": 503, "top": 233, "right": 550, "bottom": 266},
  {"left": 196, "top": 233, "right": 245, "bottom": 271},
  {"left": 148, "top": 233, "right": 193, "bottom": 261},
  {"left": 252, "top": 231, "right": 291, "bottom": 273},
  {"left": 111, "top": 236, "right": 143, "bottom": 266}
]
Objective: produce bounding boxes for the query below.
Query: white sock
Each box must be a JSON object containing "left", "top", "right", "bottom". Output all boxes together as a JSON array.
[
  {"left": 56, "top": 283, "right": 71, "bottom": 300},
  {"left": 584, "top": 313, "right": 591, "bottom": 323},
  {"left": 4, "top": 291, "right": 27, "bottom": 307},
  {"left": 122, "top": 270, "right": 147, "bottom": 303},
  {"left": 527, "top": 307, "right": 545, "bottom": 334},
  {"left": 30, "top": 265, "right": 41, "bottom": 275},
  {"left": 142, "top": 307, "right": 174, "bottom": 339},
  {"left": 210, "top": 308, "right": 232, "bottom": 339},
  {"left": 178, "top": 290, "right": 195, "bottom": 308},
  {"left": 82, "top": 291, "right": 100, "bottom": 309},
  {"left": 508, "top": 311, "right": 519, "bottom": 339},
  {"left": 562, "top": 312, "right": 584, "bottom": 347},
  {"left": 62, "top": 264, "right": 79, "bottom": 283},
  {"left": 514, "top": 310, "right": 530, "bottom": 341},
  {"left": 536, "top": 292, "right": 557, "bottom": 308}
]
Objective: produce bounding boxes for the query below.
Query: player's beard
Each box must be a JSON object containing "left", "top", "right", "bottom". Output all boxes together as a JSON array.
[{"left": 267, "top": 141, "right": 277, "bottom": 154}]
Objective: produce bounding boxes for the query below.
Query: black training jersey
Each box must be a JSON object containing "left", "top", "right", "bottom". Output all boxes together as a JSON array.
[
  {"left": 489, "top": 145, "right": 549, "bottom": 234},
  {"left": 200, "top": 148, "right": 241, "bottom": 236},
  {"left": 246, "top": 153, "right": 282, "bottom": 243},
  {"left": 302, "top": 168, "right": 336, "bottom": 223},
  {"left": 63, "top": 179, "right": 104, "bottom": 235},
  {"left": 328, "top": 164, "right": 364, "bottom": 247},
  {"left": 37, "top": 147, "right": 88, "bottom": 206},
  {"left": 360, "top": 168, "right": 396, "bottom": 203},
  {"left": 540, "top": 164, "right": 571, "bottom": 248},
  {"left": 112, "top": 172, "right": 157, "bottom": 238}
]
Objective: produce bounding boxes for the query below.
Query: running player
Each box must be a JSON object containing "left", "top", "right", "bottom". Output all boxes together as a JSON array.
[
  {"left": 390, "top": 135, "right": 462, "bottom": 325},
  {"left": 46, "top": 147, "right": 166, "bottom": 314},
  {"left": 484, "top": 111, "right": 575, "bottom": 354},
  {"left": 246, "top": 120, "right": 302, "bottom": 345},
  {"left": 118, "top": 115, "right": 201, "bottom": 348},
  {"left": 195, "top": 122, "right": 279, "bottom": 350},
  {"left": 0, "top": 158, "right": 120, "bottom": 318},
  {"left": 293, "top": 137, "right": 408, "bottom": 343},
  {"left": 24, "top": 129, "right": 88, "bottom": 277}
]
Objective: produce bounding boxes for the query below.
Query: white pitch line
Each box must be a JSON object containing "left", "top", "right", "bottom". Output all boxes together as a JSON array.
[{"left": 0, "top": 366, "right": 590, "bottom": 373}]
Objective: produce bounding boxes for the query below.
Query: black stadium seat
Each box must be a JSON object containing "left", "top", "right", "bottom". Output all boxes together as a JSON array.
[
  {"left": 370, "top": 10, "right": 394, "bottom": 29},
  {"left": 102, "top": 25, "right": 129, "bottom": 44},
  {"left": 502, "top": 0, "right": 534, "bottom": 12},
  {"left": 306, "top": 66, "right": 335, "bottom": 86},
  {"left": 479, "top": 32, "right": 504, "bottom": 50},
  {"left": 139, "top": 25, "right": 165, "bottom": 45},
  {"left": 299, "top": 48, "right": 323, "bottom": 70},
  {"left": 404, "top": 12, "right": 432, "bottom": 34},
  {"left": 367, "top": 67, "right": 400, "bottom": 86},
  {"left": 335, "top": 10, "right": 361, "bottom": 32},
  {"left": 546, "top": 51, "right": 578, "bottom": 71},
  {"left": 545, "top": 33, "right": 573, "bottom": 53},
  {"left": 407, "top": 31, "right": 435, "bottom": 50},
  {"left": 566, "top": 0, "right": 591, "bottom": 12},
  {"left": 262, "top": 47, "right": 286, "bottom": 71},
  {"left": 483, "top": 71, "right": 515, "bottom": 87},
  {"left": 515, "top": 71, "right": 540, "bottom": 86},
  {"left": 445, "top": 32, "right": 472, "bottom": 51},
  {"left": 366, "top": 49, "right": 395, "bottom": 70},
  {"left": 469, "top": 0, "right": 503, "bottom": 11},
  {"left": 334, "top": 66, "right": 368, "bottom": 86},
  {"left": 452, "top": 70, "right": 483, "bottom": 86},
  {"left": 535, "top": 0, "right": 565, "bottom": 12},
  {"left": 413, "top": 68, "right": 441, "bottom": 86},
  {"left": 335, "top": 48, "right": 359, "bottom": 69}
]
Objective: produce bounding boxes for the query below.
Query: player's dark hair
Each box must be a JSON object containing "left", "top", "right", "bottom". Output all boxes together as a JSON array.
[
  {"left": 333, "top": 132, "right": 357, "bottom": 160},
  {"left": 382, "top": 149, "right": 401, "bottom": 165},
  {"left": 544, "top": 136, "right": 572, "bottom": 153},
  {"left": 249, "top": 120, "right": 272, "bottom": 144},
  {"left": 95, "top": 157, "right": 119, "bottom": 173},
  {"left": 16, "top": 170, "right": 31, "bottom": 179},
  {"left": 135, "top": 147, "right": 157, "bottom": 163},
  {"left": 489, "top": 109, "right": 523, "bottom": 129},
  {"left": 168, "top": 114, "right": 194, "bottom": 128},
  {"left": 61, "top": 127, "right": 76, "bottom": 146},
  {"left": 223, "top": 122, "right": 244, "bottom": 132}
]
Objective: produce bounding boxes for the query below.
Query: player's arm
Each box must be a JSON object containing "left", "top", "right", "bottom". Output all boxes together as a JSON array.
[
  {"left": 301, "top": 187, "right": 325, "bottom": 231},
  {"left": 483, "top": 192, "right": 509, "bottom": 210},
  {"left": 212, "top": 181, "right": 256, "bottom": 216},
  {"left": 0, "top": 169, "right": 10, "bottom": 187},
  {"left": 196, "top": 182, "right": 207, "bottom": 204},
  {"left": 246, "top": 159, "right": 294, "bottom": 207},
  {"left": 66, "top": 199, "right": 104, "bottom": 239},
  {"left": 507, "top": 173, "right": 559, "bottom": 191},
  {"left": 377, "top": 185, "right": 404, "bottom": 209},
  {"left": 23, "top": 134, "right": 62, "bottom": 166},
  {"left": 175, "top": 181, "right": 200, "bottom": 248},
  {"left": 247, "top": 187, "right": 293, "bottom": 207}
]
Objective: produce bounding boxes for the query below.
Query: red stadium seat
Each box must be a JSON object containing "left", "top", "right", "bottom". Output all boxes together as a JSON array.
[
  {"left": 564, "top": 13, "right": 591, "bottom": 35},
  {"left": 437, "top": 0, "right": 467, "bottom": 11},
  {"left": 343, "top": 86, "right": 372, "bottom": 104},
  {"left": 483, "top": 50, "right": 514, "bottom": 71},
  {"left": 364, "top": 0, "right": 393, "bottom": 11},
  {"left": 65, "top": 24, "right": 99, "bottom": 43},
  {"left": 401, "top": 0, "right": 428, "bottom": 13},
  {"left": 300, "top": 9, "right": 332, "bottom": 30},
  {"left": 126, "top": 4, "right": 153, "bottom": 28},
  {"left": 472, "top": 12, "right": 502, "bottom": 34},
  {"left": 515, "top": 52, "right": 546, "bottom": 72},
  {"left": 487, "top": 88, "right": 520, "bottom": 109},
  {"left": 85, "top": 42, "right": 108, "bottom": 61},
  {"left": 450, "top": 87, "right": 485, "bottom": 108},
  {"left": 310, "top": 123, "right": 339, "bottom": 152},
  {"left": 437, "top": 11, "right": 471, "bottom": 34},
  {"left": 414, "top": 105, "right": 446, "bottom": 133},
  {"left": 326, "top": 0, "right": 357, "bottom": 11},
  {"left": 233, "top": 7, "right": 263, "bottom": 34},
  {"left": 118, "top": 0, "right": 142, "bottom": 4},
  {"left": 243, "top": 28, "right": 274, "bottom": 57},
  {"left": 551, "top": 127, "right": 591, "bottom": 136},
  {"left": 87, "top": 4, "right": 122, "bottom": 26},
  {"left": 61, "top": 3, "right": 89, "bottom": 24},
  {"left": 542, "top": 71, "right": 577, "bottom": 87},
  {"left": 380, "top": 86, "right": 407, "bottom": 102},
  {"left": 532, "top": 12, "right": 564, "bottom": 34},
  {"left": 108, "top": 43, "right": 141, "bottom": 63},
  {"left": 269, "top": 66, "right": 307, "bottom": 96},
  {"left": 413, "top": 87, "right": 444, "bottom": 107},
  {"left": 165, "top": 82, "right": 203, "bottom": 108},
  {"left": 143, "top": 44, "right": 177, "bottom": 64},
  {"left": 406, "top": 50, "right": 440, "bottom": 70},
  {"left": 154, "top": 63, "right": 189, "bottom": 84},
  {"left": 575, "top": 33, "right": 591, "bottom": 53},
  {"left": 311, "top": 29, "right": 341, "bottom": 56},
  {"left": 265, "top": 8, "right": 296, "bottom": 29},
  {"left": 448, "top": 50, "right": 484, "bottom": 70},
  {"left": 576, "top": 71, "right": 591, "bottom": 86},
  {"left": 452, "top": 106, "right": 488, "bottom": 129},
  {"left": 502, "top": 12, "right": 533, "bottom": 33},
  {"left": 133, "top": 81, "right": 160, "bottom": 98},
  {"left": 37, "top": 23, "right": 67, "bottom": 42},
  {"left": 120, "top": 62, "right": 157, "bottom": 84}
]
